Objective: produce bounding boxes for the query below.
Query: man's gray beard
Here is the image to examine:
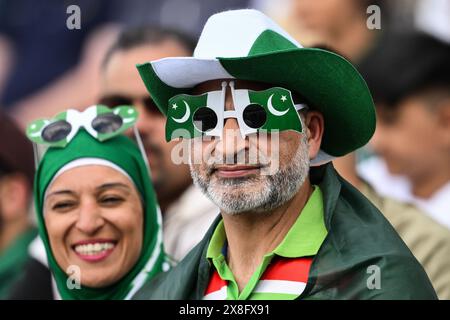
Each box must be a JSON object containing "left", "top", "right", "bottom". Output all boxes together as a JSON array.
[{"left": 190, "top": 135, "right": 310, "bottom": 215}]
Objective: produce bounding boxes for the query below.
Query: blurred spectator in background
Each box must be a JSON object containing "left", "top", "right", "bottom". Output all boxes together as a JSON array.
[
  {"left": 0, "top": 112, "right": 36, "bottom": 299},
  {"left": 270, "top": 0, "right": 450, "bottom": 223},
  {"left": 358, "top": 32, "right": 450, "bottom": 230},
  {"left": 111, "top": 0, "right": 251, "bottom": 38},
  {"left": 0, "top": 0, "right": 251, "bottom": 129},
  {"left": 415, "top": 0, "right": 450, "bottom": 44},
  {"left": 275, "top": 0, "right": 388, "bottom": 176},
  {"left": 283, "top": 0, "right": 386, "bottom": 62},
  {"left": 334, "top": 152, "right": 450, "bottom": 299},
  {"left": 98, "top": 26, "right": 218, "bottom": 261},
  {"left": 0, "top": 0, "right": 125, "bottom": 128}
]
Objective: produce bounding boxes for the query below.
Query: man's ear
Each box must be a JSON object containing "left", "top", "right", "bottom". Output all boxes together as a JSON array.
[
  {"left": 304, "top": 111, "right": 325, "bottom": 160},
  {"left": 0, "top": 173, "right": 31, "bottom": 222},
  {"left": 436, "top": 101, "right": 450, "bottom": 148}
]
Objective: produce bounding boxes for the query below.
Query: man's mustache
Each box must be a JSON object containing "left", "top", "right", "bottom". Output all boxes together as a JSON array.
[{"left": 204, "top": 148, "right": 271, "bottom": 174}]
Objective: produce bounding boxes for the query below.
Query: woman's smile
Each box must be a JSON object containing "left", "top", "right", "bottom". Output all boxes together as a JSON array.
[{"left": 72, "top": 238, "right": 118, "bottom": 262}]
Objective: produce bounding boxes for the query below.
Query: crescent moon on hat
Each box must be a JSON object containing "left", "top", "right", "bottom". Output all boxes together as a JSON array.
[
  {"left": 171, "top": 100, "right": 191, "bottom": 123},
  {"left": 267, "top": 94, "right": 289, "bottom": 116}
]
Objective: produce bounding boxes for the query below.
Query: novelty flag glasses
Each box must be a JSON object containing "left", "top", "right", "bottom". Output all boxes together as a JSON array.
[
  {"left": 25, "top": 105, "right": 150, "bottom": 170},
  {"left": 26, "top": 105, "right": 138, "bottom": 148},
  {"left": 165, "top": 81, "right": 307, "bottom": 141}
]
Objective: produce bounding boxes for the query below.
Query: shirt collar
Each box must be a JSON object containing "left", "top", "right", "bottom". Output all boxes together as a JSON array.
[
  {"left": 206, "top": 186, "right": 327, "bottom": 260},
  {"left": 273, "top": 186, "right": 327, "bottom": 257}
]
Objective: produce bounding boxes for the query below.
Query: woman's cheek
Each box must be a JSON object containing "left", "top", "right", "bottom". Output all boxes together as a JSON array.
[
  {"left": 106, "top": 204, "right": 143, "bottom": 240},
  {"left": 44, "top": 213, "right": 74, "bottom": 269}
]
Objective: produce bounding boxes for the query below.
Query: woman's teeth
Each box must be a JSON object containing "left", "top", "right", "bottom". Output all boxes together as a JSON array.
[{"left": 74, "top": 242, "right": 115, "bottom": 255}]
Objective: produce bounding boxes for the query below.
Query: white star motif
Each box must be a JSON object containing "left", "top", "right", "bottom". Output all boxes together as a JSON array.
[
  {"left": 280, "top": 95, "right": 287, "bottom": 102},
  {"left": 172, "top": 103, "right": 178, "bottom": 110}
]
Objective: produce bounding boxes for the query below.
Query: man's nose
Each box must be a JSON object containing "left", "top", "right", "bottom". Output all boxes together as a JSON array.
[
  {"left": 75, "top": 199, "right": 105, "bottom": 235},
  {"left": 214, "top": 90, "right": 247, "bottom": 158}
]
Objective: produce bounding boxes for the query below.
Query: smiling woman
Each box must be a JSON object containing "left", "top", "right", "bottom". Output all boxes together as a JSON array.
[{"left": 25, "top": 105, "right": 167, "bottom": 300}]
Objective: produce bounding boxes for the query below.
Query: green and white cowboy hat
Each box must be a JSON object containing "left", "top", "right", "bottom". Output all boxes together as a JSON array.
[{"left": 137, "top": 9, "right": 375, "bottom": 162}]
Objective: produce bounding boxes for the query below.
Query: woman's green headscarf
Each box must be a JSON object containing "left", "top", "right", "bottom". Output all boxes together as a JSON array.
[{"left": 33, "top": 129, "right": 166, "bottom": 299}]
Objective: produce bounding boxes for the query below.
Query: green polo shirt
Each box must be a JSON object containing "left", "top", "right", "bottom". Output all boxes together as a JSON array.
[{"left": 205, "top": 186, "right": 327, "bottom": 300}]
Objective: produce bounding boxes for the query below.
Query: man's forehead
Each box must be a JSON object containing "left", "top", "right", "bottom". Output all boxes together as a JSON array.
[
  {"left": 191, "top": 79, "right": 307, "bottom": 103},
  {"left": 192, "top": 79, "right": 276, "bottom": 94}
]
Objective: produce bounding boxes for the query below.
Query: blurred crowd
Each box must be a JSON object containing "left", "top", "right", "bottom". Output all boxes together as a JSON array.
[{"left": 0, "top": 0, "right": 449, "bottom": 299}]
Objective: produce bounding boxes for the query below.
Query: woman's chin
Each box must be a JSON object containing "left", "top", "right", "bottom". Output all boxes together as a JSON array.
[
  {"left": 65, "top": 257, "right": 125, "bottom": 288},
  {"left": 75, "top": 264, "right": 125, "bottom": 288},
  {"left": 80, "top": 275, "right": 119, "bottom": 288}
]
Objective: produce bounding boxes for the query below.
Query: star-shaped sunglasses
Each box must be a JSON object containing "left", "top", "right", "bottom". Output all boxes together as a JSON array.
[
  {"left": 26, "top": 105, "right": 138, "bottom": 148},
  {"left": 165, "top": 81, "right": 307, "bottom": 141}
]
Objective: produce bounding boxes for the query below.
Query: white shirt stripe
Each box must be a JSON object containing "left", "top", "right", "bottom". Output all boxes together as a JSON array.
[
  {"left": 253, "top": 280, "right": 307, "bottom": 295},
  {"left": 203, "top": 285, "right": 227, "bottom": 300}
]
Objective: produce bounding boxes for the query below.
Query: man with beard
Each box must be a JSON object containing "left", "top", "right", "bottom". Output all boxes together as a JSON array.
[{"left": 132, "top": 10, "right": 436, "bottom": 299}]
